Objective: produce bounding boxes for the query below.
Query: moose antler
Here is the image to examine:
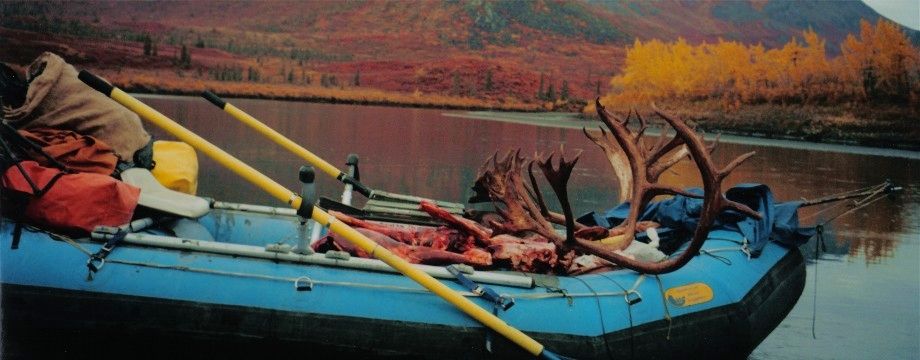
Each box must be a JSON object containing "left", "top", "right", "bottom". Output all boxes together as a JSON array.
[{"left": 575, "top": 100, "right": 761, "bottom": 274}]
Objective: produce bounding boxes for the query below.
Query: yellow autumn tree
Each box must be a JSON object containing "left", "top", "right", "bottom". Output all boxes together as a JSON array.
[
  {"left": 841, "top": 19, "right": 919, "bottom": 102},
  {"left": 602, "top": 18, "right": 918, "bottom": 108}
]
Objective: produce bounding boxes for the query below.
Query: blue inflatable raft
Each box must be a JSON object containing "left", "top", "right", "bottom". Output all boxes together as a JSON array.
[{"left": 1, "top": 185, "right": 809, "bottom": 359}]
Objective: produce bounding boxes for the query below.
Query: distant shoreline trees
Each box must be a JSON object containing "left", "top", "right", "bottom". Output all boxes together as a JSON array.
[{"left": 604, "top": 19, "right": 918, "bottom": 107}]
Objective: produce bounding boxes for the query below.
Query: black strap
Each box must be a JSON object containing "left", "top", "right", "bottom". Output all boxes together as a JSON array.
[
  {"left": 446, "top": 265, "right": 514, "bottom": 311},
  {"left": 0, "top": 121, "right": 69, "bottom": 197},
  {"left": 447, "top": 265, "right": 514, "bottom": 353},
  {"left": 0, "top": 122, "right": 69, "bottom": 171},
  {"left": 86, "top": 229, "right": 128, "bottom": 278},
  {"left": 11, "top": 222, "right": 22, "bottom": 249}
]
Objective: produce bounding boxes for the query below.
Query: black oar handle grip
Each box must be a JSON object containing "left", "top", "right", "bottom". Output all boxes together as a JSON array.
[
  {"left": 78, "top": 70, "right": 114, "bottom": 96},
  {"left": 202, "top": 91, "right": 227, "bottom": 109},
  {"left": 340, "top": 174, "right": 372, "bottom": 197}
]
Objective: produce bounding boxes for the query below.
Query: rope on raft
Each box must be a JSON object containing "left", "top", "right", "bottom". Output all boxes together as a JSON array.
[
  {"left": 45, "top": 226, "right": 658, "bottom": 301},
  {"left": 803, "top": 180, "right": 899, "bottom": 340}
]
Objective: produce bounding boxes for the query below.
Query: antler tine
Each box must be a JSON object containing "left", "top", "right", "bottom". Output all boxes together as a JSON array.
[
  {"left": 469, "top": 151, "right": 501, "bottom": 203},
  {"left": 723, "top": 198, "right": 761, "bottom": 219},
  {"left": 527, "top": 160, "right": 550, "bottom": 215},
  {"left": 647, "top": 123, "right": 665, "bottom": 154},
  {"left": 716, "top": 148, "right": 760, "bottom": 219},
  {"left": 622, "top": 108, "right": 632, "bottom": 127},
  {"left": 478, "top": 151, "right": 499, "bottom": 174},
  {"left": 719, "top": 151, "right": 756, "bottom": 180},
  {"left": 651, "top": 104, "right": 718, "bottom": 173},
  {"left": 491, "top": 149, "right": 506, "bottom": 170},
  {"left": 648, "top": 184, "right": 704, "bottom": 199},
  {"left": 583, "top": 126, "right": 614, "bottom": 152},
  {"left": 707, "top": 132, "right": 721, "bottom": 154},
  {"left": 537, "top": 148, "right": 582, "bottom": 244},
  {"left": 582, "top": 127, "right": 600, "bottom": 143},
  {"left": 528, "top": 153, "right": 588, "bottom": 231},
  {"left": 646, "top": 128, "right": 686, "bottom": 170},
  {"left": 596, "top": 98, "right": 628, "bottom": 127},
  {"left": 515, "top": 148, "right": 527, "bottom": 167},
  {"left": 584, "top": 125, "right": 633, "bottom": 203},
  {"left": 633, "top": 109, "right": 648, "bottom": 145},
  {"left": 499, "top": 149, "right": 519, "bottom": 173},
  {"left": 647, "top": 145, "right": 690, "bottom": 181}
]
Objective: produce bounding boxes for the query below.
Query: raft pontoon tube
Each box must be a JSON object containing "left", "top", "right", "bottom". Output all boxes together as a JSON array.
[{"left": 1, "top": 202, "right": 805, "bottom": 359}]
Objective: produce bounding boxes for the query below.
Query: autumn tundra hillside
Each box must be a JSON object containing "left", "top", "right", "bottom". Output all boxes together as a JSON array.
[{"left": 0, "top": 0, "right": 917, "bottom": 146}]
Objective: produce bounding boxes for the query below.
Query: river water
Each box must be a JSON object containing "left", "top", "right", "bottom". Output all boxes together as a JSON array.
[{"left": 140, "top": 95, "right": 919, "bottom": 359}]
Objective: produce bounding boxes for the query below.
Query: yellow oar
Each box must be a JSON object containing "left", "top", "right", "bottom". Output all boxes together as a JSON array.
[
  {"left": 78, "top": 71, "right": 562, "bottom": 360},
  {"left": 200, "top": 90, "right": 464, "bottom": 211}
]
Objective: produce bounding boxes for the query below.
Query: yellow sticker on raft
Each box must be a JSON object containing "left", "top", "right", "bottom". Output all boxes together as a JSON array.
[{"left": 665, "top": 282, "right": 714, "bottom": 307}]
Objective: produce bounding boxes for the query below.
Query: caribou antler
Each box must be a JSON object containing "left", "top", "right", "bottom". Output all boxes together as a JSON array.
[
  {"left": 584, "top": 102, "right": 708, "bottom": 246},
  {"left": 471, "top": 150, "right": 563, "bottom": 243},
  {"left": 534, "top": 147, "right": 582, "bottom": 245},
  {"left": 575, "top": 100, "right": 761, "bottom": 274}
]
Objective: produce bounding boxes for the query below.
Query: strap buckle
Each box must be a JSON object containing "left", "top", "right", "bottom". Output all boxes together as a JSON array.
[
  {"left": 87, "top": 257, "right": 105, "bottom": 273},
  {"left": 625, "top": 290, "right": 642, "bottom": 306},
  {"left": 86, "top": 228, "right": 128, "bottom": 280},
  {"left": 447, "top": 265, "right": 515, "bottom": 311}
]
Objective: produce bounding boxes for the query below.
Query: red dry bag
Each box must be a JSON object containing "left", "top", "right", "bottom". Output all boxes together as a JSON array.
[{"left": 1, "top": 161, "right": 140, "bottom": 234}]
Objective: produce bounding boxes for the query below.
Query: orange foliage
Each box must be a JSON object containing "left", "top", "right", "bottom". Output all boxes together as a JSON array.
[{"left": 602, "top": 19, "right": 919, "bottom": 108}]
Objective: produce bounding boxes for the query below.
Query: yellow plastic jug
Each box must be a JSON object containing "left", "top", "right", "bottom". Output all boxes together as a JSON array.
[{"left": 151, "top": 140, "right": 198, "bottom": 195}]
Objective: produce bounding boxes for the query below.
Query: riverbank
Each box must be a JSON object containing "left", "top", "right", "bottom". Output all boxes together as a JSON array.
[
  {"left": 443, "top": 110, "right": 919, "bottom": 159},
  {"left": 104, "top": 70, "right": 543, "bottom": 112},
  {"left": 582, "top": 101, "right": 920, "bottom": 151}
]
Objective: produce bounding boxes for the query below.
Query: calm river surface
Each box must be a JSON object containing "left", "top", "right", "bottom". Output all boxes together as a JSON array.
[{"left": 140, "top": 95, "right": 919, "bottom": 359}]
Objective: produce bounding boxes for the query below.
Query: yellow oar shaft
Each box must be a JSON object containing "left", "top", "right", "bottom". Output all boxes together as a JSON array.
[
  {"left": 79, "top": 72, "right": 547, "bottom": 357},
  {"left": 223, "top": 103, "right": 342, "bottom": 180},
  {"left": 110, "top": 89, "right": 301, "bottom": 208},
  {"left": 319, "top": 211, "right": 544, "bottom": 355}
]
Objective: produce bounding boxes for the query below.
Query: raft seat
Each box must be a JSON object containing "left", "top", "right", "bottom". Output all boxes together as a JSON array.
[{"left": 121, "top": 168, "right": 210, "bottom": 218}]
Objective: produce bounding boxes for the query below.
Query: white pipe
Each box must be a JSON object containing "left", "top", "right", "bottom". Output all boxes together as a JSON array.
[
  {"left": 211, "top": 201, "right": 297, "bottom": 216},
  {"left": 341, "top": 184, "right": 354, "bottom": 206},
  {"left": 91, "top": 232, "right": 534, "bottom": 288},
  {"left": 309, "top": 220, "right": 323, "bottom": 245},
  {"left": 120, "top": 218, "right": 156, "bottom": 232}
]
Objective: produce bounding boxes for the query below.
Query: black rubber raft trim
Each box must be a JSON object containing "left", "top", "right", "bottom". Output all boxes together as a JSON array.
[{"left": 1, "top": 249, "right": 804, "bottom": 360}]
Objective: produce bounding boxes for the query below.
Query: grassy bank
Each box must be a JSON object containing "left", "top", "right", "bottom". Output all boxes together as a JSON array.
[
  {"left": 102, "top": 69, "right": 543, "bottom": 112},
  {"left": 585, "top": 101, "right": 920, "bottom": 151}
]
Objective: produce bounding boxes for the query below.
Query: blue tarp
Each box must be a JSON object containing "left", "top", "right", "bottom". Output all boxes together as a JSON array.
[{"left": 577, "top": 184, "right": 815, "bottom": 257}]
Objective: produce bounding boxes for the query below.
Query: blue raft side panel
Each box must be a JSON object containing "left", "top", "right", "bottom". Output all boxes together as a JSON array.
[{"left": 1, "top": 214, "right": 788, "bottom": 339}]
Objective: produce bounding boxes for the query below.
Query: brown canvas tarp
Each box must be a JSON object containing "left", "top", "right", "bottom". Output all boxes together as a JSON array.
[{"left": 2, "top": 52, "right": 150, "bottom": 162}]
